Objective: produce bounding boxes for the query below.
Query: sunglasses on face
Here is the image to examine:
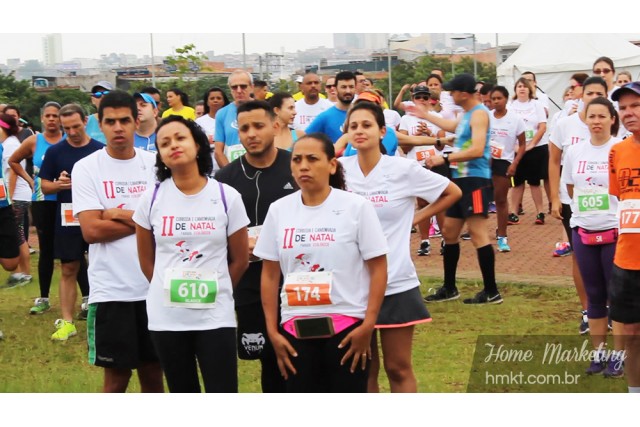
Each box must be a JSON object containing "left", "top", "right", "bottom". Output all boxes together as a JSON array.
[
  {"left": 230, "top": 84, "right": 248, "bottom": 90},
  {"left": 413, "top": 95, "right": 430, "bottom": 100},
  {"left": 593, "top": 68, "right": 612, "bottom": 75},
  {"left": 92, "top": 91, "right": 110, "bottom": 98},
  {"left": 325, "top": 84, "right": 335, "bottom": 89},
  {"left": 570, "top": 84, "right": 582, "bottom": 90}
]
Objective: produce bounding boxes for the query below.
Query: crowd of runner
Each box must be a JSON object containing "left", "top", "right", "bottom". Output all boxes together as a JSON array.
[{"left": 1, "top": 55, "right": 640, "bottom": 393}]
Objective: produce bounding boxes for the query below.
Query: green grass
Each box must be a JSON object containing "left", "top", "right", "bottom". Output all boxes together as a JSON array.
[{"left": 0, "top": 258, "right": 626, "bottom": 392}]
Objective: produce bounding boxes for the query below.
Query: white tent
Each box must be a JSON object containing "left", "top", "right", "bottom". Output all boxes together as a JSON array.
[{"left": 497, "top": 34, "right": 640, "bottom": 115}]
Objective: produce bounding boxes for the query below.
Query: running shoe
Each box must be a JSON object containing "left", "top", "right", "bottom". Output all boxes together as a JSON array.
[
  {"left": 463, "top": 290, "right": 503, "bottom": 305},
  {"left": 497, "top": 237, "right": 511, "bottom": 252},
  {"left": 417, "top": 240, "right": 431, "bottom": 256},
  {"left": 553, "top": 242, "right": 572, "bottom": 257},
  {"left": 424, "top": 286, "right": 460, "bottom": 302},
  {"left": 579, "top": 310, "right": 589, "bottom": 335},
  {"left": 3, "top": 273, "right": 30, "bottom": 289},
  {"left": 77, "top": 297, "right": 89, "bottom": 321},
  {"left": 488, "top": 201, "right": 497, "bottom": 214},
  {"left": 585, "top": 360, "right": 606, "bottom": 375},
  {"left": 461, "top": 232, "right": 471, "bottom": 240},
  {"left": 51, "top": 319, "right": 77, "bottom": 341},
  {"left": 29, "top": 247, "right": 37, "bottom": 255},
  {"left": 30, "top": 298, "right": 51, "bottom": 315},
  {"left": 518, "top": 204, "right": 525, "bottom": 215},
  {"left": 429, "top": 224, "right": 442, "bottom": 238},
  {"left": 535, "top": 212, "right": 545, "bottom": 225},
  {"left": 508, "top": 213, "right": 519, "bottom": 225},
  {"left": 603, "top": 353, "right": 624, "bottom": 378}
]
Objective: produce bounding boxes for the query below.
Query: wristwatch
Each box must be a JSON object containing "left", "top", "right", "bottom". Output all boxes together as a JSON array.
[{"left": 442, "top": 153, "right": 450, "bottom": 166}]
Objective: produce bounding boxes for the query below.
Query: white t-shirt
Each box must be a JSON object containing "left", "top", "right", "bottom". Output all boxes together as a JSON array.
[
  {"left": 293, "top": 98, "right": 334, "bottom": 131},
  {"left": 489, "top": 109, "right": 526, "bottom": 163},
  {"left": 253, "top": 189, "right": 389, "bottom": 323},
  {"left": 339, "top": 155, "right": 449, "bottom": 295},
  {"left": 534, "top": 91, "right": 550, "bottom": 113},
  {"left": 72, "top": 148, "right": 157, "bottom": 304},
  {"left": 439, "top": 91, "right": 464, "bottom": 120},
  {"left": 549, "top": 113, "right": 590, "bottom": 204},
  {"left": 383, "top": 109, "right": 401, "bottom": 130},
  {"left": 399, "top": 111, "right": 450, "bottom": 165},
  {"left": 508, "top": 99, "right": 548, "bottom": 146},
  {"left": 133, "top": 178, "right": 249, "bottom": 331},
  {"left": 195, "top": 114, "right": 219, "bottom": 172},
  {"left": 562, "top": 137, "right": 621, "bottom": 230},
  {"left": 1, "top": 136, "right": 31, "bottom": 202}
]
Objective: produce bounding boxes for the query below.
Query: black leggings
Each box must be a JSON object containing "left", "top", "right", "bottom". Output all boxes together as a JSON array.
[
  {"left": 283, "top": 321, "right": 369, "bottom": 393},
  {"left": 150, "top": 328, "right": 238, "bottom": 393},
  {"left": 31, "top": 201, "right": 90, "bottom": 298},
  {"left": 32, "top": 201, "right": 56, "bottom": 298}
]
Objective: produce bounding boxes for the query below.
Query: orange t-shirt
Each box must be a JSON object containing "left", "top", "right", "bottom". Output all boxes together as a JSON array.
[{"left": 609, "top": 136, "right": 640, "bottom": 270}]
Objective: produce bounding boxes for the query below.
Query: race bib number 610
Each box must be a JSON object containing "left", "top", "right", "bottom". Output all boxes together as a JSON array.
[{"left": 164, "top": 268, "right": 218, "bottom": 309}]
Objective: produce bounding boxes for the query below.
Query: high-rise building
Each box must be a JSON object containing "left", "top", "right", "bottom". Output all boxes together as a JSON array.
[{"left": 43, "top": 34, "right": 63, "bottom": 66}]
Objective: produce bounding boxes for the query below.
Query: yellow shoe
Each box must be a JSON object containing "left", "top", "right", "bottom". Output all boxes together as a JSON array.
[{"left": 51, "top": 319, "right": 77, "bottom": 341}]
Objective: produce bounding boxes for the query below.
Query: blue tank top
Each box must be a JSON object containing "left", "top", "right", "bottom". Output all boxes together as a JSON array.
[
  {"left": 33, "top": 133, "right": 60, "bottom": 201},
  {"left": 0, "top": 143, "right": 10, "bottom": 208},
  {"left": 85, "top": 114, "right": 106, "bottom": 144},
  {"left": 453, "top": 104, "right": 491, "bottom": 179}
]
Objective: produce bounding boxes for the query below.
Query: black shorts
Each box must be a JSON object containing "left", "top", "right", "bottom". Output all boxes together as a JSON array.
[
  {"left": 55, "top": 232, "right": 88, "bottom": 263},
  {"left": 31, "top": 200, "right": 56, "bottom": 231},
  {"left": 87, "top": 301, "right": 158, "bottom": 369},
  {"left": 491, "top": 159, "right": 511, "bottom": 178},
  {"left": 429, "top": 164, "right": 452, "bottom": 179},
  {"left": 514, "top": 145, "right": 549, "bottom": 186},
  {"left": 446, "top": 177, "right": 493, "bottom": 219},
  {"left": 376, "top": 286, "right": 431, "bottom": 328},
  {"left": 236, "top": 301, "right": 274, "bottom": 360},
  {"left": 0, "top": 206, "right": 20, "bottom": 259},
  {"left": 609, "top": 265, "right": 640, "bottom": 324}
]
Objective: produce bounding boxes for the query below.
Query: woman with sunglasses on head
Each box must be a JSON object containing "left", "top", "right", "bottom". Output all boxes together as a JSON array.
[
  {"left": 85, "top": 81, "right": 113, "bottom": 144},
  {"left": 340, "top": 102, "right": 460, "bottom": 392},
  {"left": 162, "top": 88, "right": 196, "bottom": 121},
  {"left": 133, "top": 115, "right": 249, "bottom": 392},
  {"left": 254, "top": 132, "right": 389, "bottom": 392},
  {"left": 196, "top": 87, "right": 230, "bottom": 172},
  {"left": 269, "top": 92, "right": 305, "bottom": 152},
  {"left": 549, "top": 76, "right": 608, "bottom": 334},
  {"left": 8, "top": 102, "right": 72, "bottom": 314},
  {"left": 561, "top": 97, "right": 624, "bottom": 377}
]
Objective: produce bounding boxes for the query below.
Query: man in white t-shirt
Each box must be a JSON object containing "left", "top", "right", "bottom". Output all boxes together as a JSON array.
[
  {"left": 293, "top": 72, "right": 333, "bottom": 131},
  {"left": 522, "top": 71, "right": 550, "bottom": 117},
  {"left": 72, "top": 91, "right": 163, "bottom": 393}
]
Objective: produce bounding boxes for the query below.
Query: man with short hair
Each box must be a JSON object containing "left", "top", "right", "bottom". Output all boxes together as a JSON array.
[
  {"left": 324, "top": 77, "right": 337, "bottom": 103},
  {"left": 214, "top": 70, "right": 254, "bottom": 168},
  {"left": 215, "top": 100, "right": 296, "bottom": 393},
  {"left": 72, "top": 90, "right": 162, "bottom": 393},
  {"left": 408, "top": 74, "right": 502, "bottom": 305},
  {"left": 355, "top": 71, "right": 367, "bottom": 95},
  {"left": 293, "top": 72, "right": 333, "bottom": 131},
  {"left": 39, "top": 104, "right": 103, "bottom": 340},
  {"left": 609, "top": 82, "right": 640, "bottom": 393},
  {"left": 305, "top": 71, "right": 357, "bottom": 143},
  {"left": 133, "top": 92, "right": 158, "bottom": 151},
  {"left": 253, "top": 80, "right": 271, "bottom": 100}
]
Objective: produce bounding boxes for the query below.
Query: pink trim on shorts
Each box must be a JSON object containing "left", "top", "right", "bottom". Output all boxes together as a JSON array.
[
  {"left": 282, "top": 314, "right": 360, "bottom": 338},
  {"left": 375, "top": 317, "right": 432, "bottom": 329}
]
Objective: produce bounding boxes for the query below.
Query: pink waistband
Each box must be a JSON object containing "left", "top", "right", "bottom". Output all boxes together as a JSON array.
[{"left": 283, "top": 314, "right": 360, "bottom": 338}]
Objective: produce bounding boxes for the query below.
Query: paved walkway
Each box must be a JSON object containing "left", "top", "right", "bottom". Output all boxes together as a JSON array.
[{"left": 412, "top": 190, "right": 574, "bottom": 287}]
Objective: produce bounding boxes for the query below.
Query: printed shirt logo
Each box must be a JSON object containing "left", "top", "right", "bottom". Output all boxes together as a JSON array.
[
  {"left": 294, "top": 254, "right": 325, "bottom": 272},
  {"left": 176, "top": 240, "right": 204, "bottom": 262},
  {"left": 241, "top": 333, "right": 265, "bottom": 355},
  {"left": 282, "top": 227, "right": 337, "bottom": 249},
  {"left": 102, "top": 180, "right": 148, "bottom": 200}
]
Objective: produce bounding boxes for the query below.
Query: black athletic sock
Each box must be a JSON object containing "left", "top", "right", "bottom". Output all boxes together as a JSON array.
[
  {"left": 77, "top": 256, "right": 90, "bottom": 297},
  {"left": 443, "top": 243, "right": 460, "bottom": 291},
  {"left": 477, "top": 244, "right": 498, "bottom": 295}
]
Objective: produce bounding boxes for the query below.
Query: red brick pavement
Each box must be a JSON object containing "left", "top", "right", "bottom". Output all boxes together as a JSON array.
[{"left": 412, "top": 190, "right": 574, "bottom": 287}]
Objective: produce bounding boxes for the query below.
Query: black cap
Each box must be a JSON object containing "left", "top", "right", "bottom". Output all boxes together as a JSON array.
[
  {"left": 412, "top": 85, "right": 430, "bottom": 96},
  {"left": 443, "top": 73, "right": 476, "bottom": 94},
  {"left": 612, "top": 81, "right": 640, "bottom": 102}
]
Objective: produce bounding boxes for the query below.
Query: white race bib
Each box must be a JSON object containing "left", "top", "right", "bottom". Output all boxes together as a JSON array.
[
  {"left": 282, "top": 271, "right": 333, "bottom": 309},
  {"left": 60, "top": 203, "right": 80, "bottom": 226},
  {"left": 163, "top": 268, "right": 219, "bottom": 309},
  {"left": 226, "top": 144, "right": 246, "bottom": 162},
  {"left": 618, "top": 199, "right": 640, "bottom": 234}
]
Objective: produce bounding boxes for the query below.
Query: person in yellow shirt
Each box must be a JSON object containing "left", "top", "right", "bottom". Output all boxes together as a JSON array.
[{"left": 161, "top": 88, "right": 196, "bottom": 121}]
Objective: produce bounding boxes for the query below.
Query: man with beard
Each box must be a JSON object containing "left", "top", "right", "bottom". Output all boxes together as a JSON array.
[
  {"left": 305, "top": 71, "right": 357, "bottom": 143},
  {"left": 293, "top": 72, "right": 333, "bottom": 132},
  {"left": 215, "top": 100, "right": 296, "bottom": 392}
]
